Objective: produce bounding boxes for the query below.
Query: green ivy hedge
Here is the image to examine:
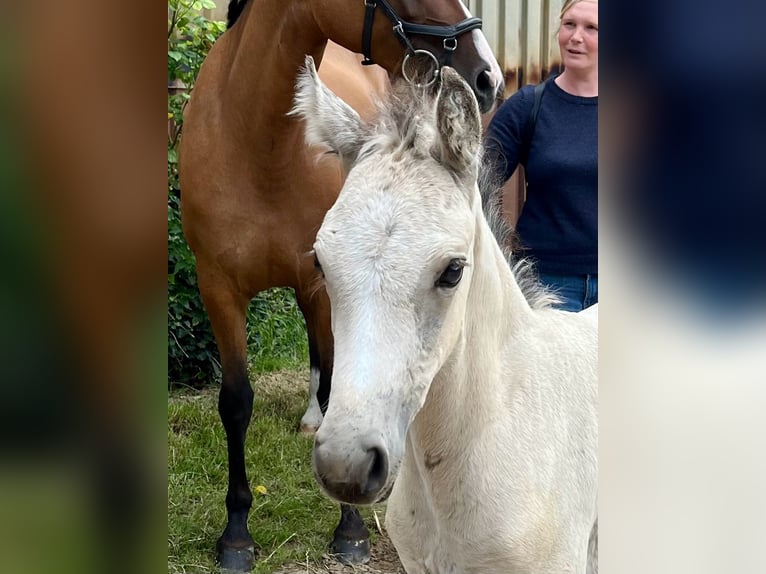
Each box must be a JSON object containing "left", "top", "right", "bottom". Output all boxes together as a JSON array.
[{"left": 168, "top": 1, "right": 308, "bottom": 387}]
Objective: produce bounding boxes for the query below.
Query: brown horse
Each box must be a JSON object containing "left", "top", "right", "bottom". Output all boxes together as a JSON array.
[{"left": 178, "top": 0, "right": 503, "bottom": 570}]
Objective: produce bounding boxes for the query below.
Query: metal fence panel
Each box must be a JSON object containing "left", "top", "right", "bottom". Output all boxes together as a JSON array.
[{"left": 467, "top": 0, "right": 564, "bottom": 96}]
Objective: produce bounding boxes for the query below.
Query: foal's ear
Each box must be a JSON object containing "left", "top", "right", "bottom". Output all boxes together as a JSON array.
[
  {"left": 432, "top": 67, "right": 482, "bottom": 178},
  {"left": 290, "top": 56, "right": 368, "bottom": 171}
]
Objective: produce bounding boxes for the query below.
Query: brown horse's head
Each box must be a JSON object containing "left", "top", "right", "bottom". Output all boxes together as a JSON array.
[{"left": 312, "top": 0, "right": 504, "bottom": 113}]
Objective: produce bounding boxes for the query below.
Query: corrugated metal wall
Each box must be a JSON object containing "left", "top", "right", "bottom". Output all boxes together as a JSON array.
[{"left": 467, "top": 0, "right": 563, "bottom": 97}]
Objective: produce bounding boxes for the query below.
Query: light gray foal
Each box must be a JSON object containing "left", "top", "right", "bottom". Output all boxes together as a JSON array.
[{"left": 292, "top": 56, "right": 598, "bottom": 574}]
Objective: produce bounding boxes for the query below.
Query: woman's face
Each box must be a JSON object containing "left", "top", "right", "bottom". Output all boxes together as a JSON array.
[{"left": 559, "top": 1, "right": 598, "bottom": 73}]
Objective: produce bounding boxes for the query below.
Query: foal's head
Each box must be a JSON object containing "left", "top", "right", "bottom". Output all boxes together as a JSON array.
[{"left": 292, "top": 57, "right": 482, "bottom": 505}]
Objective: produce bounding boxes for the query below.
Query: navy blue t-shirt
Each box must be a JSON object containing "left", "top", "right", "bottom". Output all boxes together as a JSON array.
[{"left": 484, "top": 78, "right": 598, "bottom": 275}]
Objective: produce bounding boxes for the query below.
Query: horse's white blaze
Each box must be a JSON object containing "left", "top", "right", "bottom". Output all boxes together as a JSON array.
[
  {"left": 294, "top": 57, "right": 597, "bottom": 574},
  {"left": 456, "top": 2, "right": 504, "bottom": 98},
  {"left": 471, "top": 28, "right": 504, "bottom": 94}
]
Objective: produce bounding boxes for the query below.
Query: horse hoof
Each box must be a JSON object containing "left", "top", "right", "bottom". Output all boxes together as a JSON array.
[
  {"left": 331, "top": 536, "right": 371, "bottom": 565},
  {"left": 216, "top": 543, "right": 257, "bottom": 572}
]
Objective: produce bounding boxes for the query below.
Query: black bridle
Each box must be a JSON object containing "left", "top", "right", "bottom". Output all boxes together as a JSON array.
[{"left": 360, "top": 0, "right": 483, "bottom": 83}]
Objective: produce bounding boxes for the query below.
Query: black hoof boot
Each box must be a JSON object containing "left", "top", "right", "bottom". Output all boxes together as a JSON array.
[
  {"left": 216, "top": 537, "right": 257, "bottom": 572},
  {"left": 331, "top": 535, "right": 371, "bottom": 565}
]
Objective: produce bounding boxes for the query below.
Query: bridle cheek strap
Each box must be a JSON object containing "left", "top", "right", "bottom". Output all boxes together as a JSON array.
[
  {"left": 360, "top": 0, "right": 483, "bottom": 67},
  {"left": 361, "top": 0, "right": 377, "bottom": 66}
]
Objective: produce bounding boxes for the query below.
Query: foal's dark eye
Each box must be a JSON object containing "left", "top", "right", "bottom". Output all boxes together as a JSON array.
[{"left": 436, "top": 259, "right": 464, "bottom": 288}]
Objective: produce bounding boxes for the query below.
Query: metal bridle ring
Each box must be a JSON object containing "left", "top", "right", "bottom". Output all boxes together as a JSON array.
[{"left": 401, "top": 49, "right": 440, "bottom": 88}]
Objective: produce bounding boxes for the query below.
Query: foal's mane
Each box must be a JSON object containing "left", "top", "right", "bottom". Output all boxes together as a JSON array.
[
  {"left": 353, "top": 78, "right": 443, "bottom": 163},
  {"left": 227, "top": 0, "right": 250, "bottom": 28},
  {"left": 478, "top": 163, "right": 559, "bottom": 309}
]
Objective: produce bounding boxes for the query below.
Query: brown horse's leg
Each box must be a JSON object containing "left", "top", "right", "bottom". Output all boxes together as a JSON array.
[
  {"left": 198, "top": 272, "right": 256, "bottom": 572},
  {"left": 331, "top": 504, "right": 372, "bottom": 564},
  {"left": 298, "top": 330, "right": 323, "bottom": 435},
  {"left": 314, "top": 295, "right": 334, "bottom": 419},
  {"left": 297, "top": 291, "right": 371, "bottom": 564},
  {"left": 295, "top": 288, "right": 333, "bottom": 434},
  {"left": 296, "top": 291, "right": 332, "bottom": 434}
]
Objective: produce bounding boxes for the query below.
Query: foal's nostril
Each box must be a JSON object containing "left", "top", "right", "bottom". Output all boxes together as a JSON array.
[{"left": 363, "top": 445, "right": 388, "bottom": 496}]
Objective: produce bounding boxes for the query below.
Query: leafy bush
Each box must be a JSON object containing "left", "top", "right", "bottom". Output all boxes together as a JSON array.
[{"left": 168, "top": 0, "right": 308, "bottom": 387}]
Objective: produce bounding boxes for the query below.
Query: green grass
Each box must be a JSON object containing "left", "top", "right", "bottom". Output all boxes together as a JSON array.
[
  {"left": 246, "top": 289, "right": 309, "bottom": 374},
  {"left": 168, "top": 369, "right": 385, "bottom": 573}
]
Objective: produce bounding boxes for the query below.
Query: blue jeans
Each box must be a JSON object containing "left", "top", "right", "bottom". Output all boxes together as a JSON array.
[{"left": 538, "top": 273, "right": 598, "bottom": 312}]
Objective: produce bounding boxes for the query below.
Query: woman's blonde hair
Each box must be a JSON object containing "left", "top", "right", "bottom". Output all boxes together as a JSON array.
[{"left": 559, "top": 0, "right": 597, "bottom": 19}]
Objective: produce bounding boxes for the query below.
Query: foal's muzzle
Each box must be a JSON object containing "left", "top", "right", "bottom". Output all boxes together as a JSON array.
[{"left": 313, "top": 435, "right": 390, "bottom": 505}]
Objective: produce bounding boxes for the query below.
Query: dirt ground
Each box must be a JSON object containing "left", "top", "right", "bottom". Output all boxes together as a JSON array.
[{"left": 274, "top": 531, "right": 405, "bottom": 574}]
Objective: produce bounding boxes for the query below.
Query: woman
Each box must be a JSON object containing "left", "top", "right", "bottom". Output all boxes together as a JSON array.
[{"left": 484, "top": 0, "right": 598, "bottom": 312}]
